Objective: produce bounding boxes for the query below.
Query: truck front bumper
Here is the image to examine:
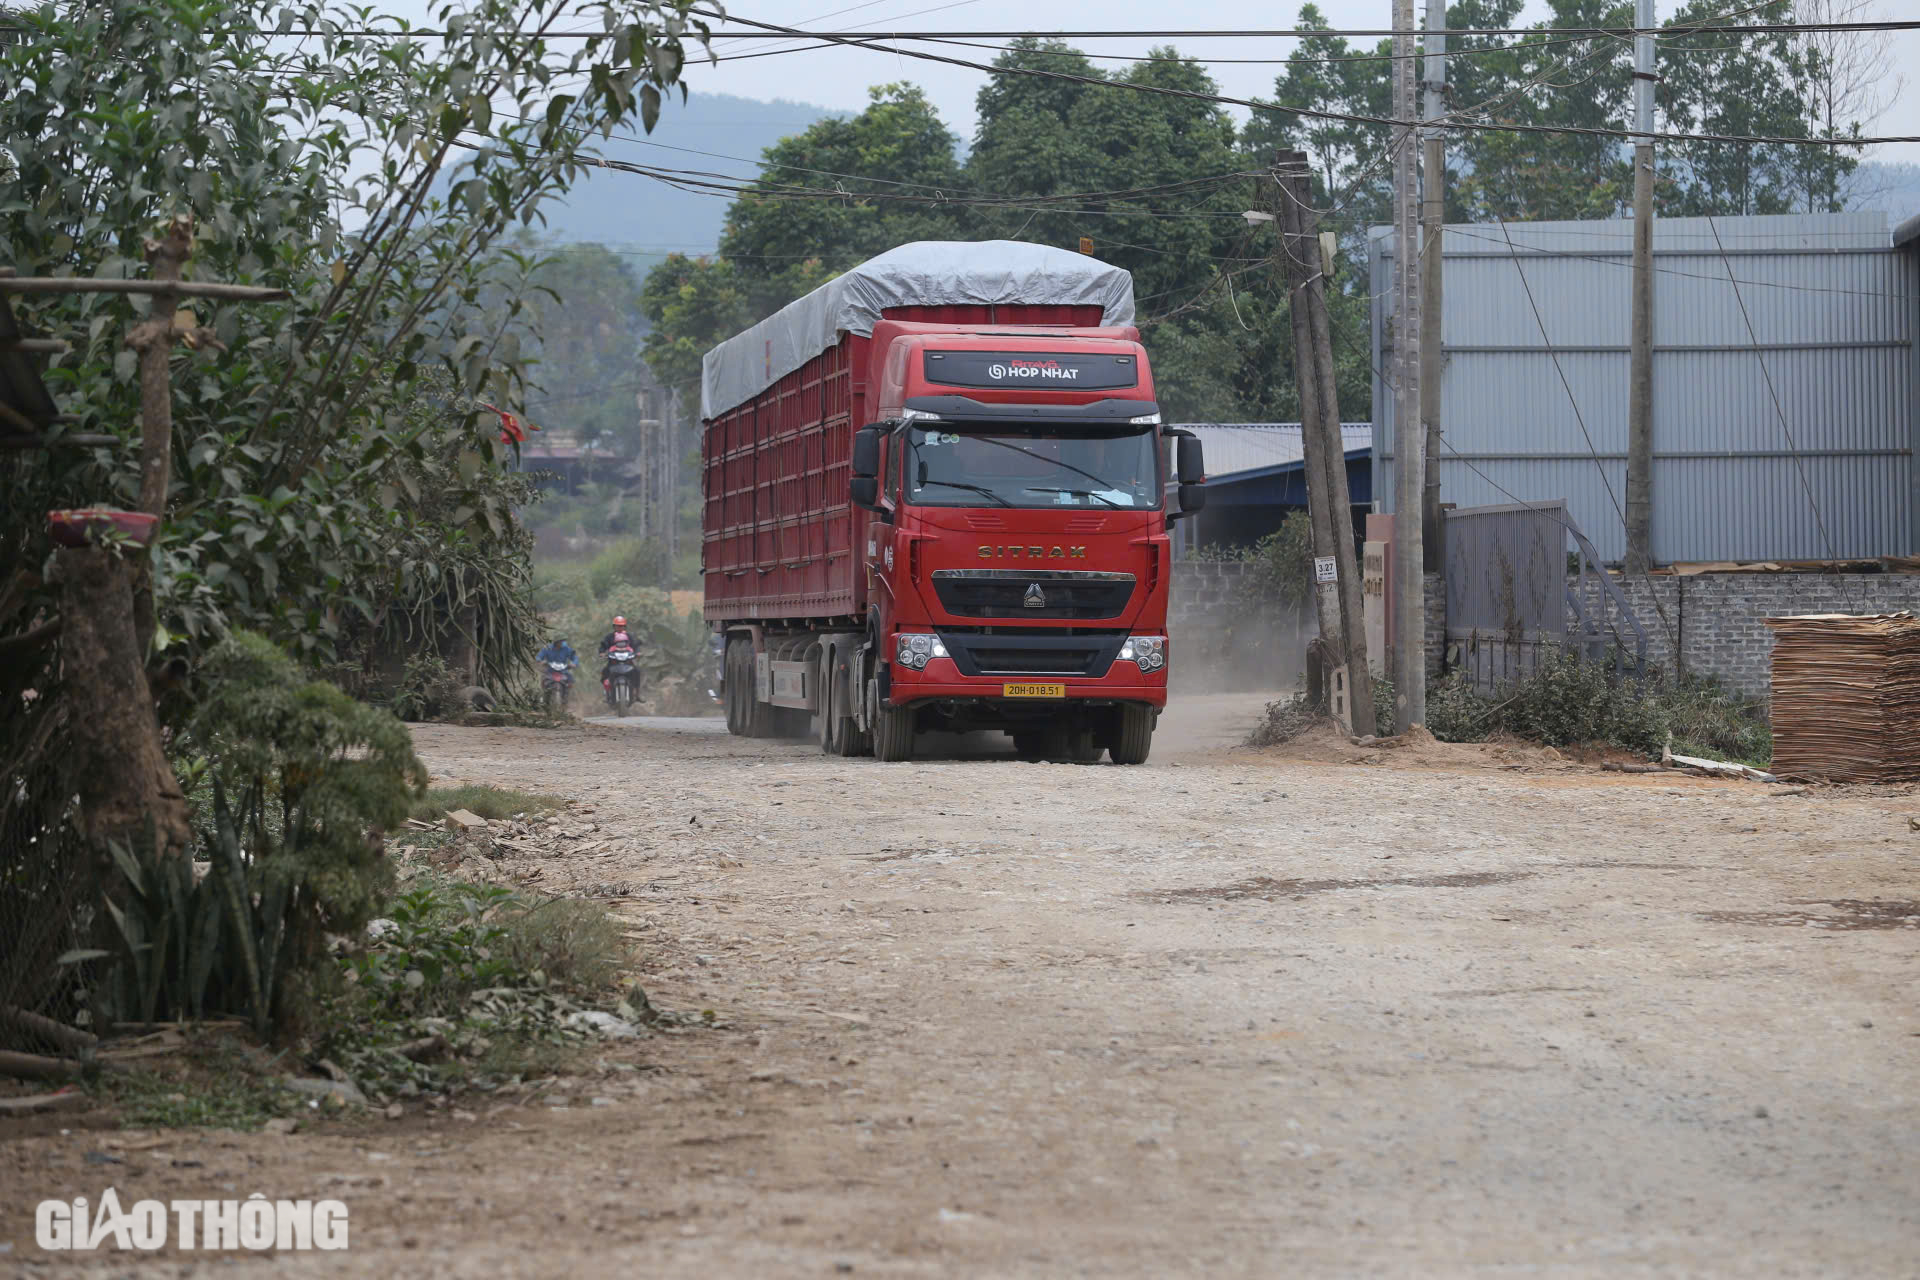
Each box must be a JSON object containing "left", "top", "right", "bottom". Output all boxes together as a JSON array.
[{"left": 885, "top": 655, "right": 1168, "bottom": 709}]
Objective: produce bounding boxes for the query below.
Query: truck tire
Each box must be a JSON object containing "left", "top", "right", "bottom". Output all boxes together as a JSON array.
[
  {"left": 1107, "top": 704, "right": 1156, "bottom": 766},
  {"left": 867, "top": 673, "right": 916, "bottom": 762},
  {"left": 820, "top": 650, "right": 869, "bottom": 757},
  {"left": 1011, "top": 731, "right": 1045, "bottom": 760},
  {"left": 723, "top": 639, "right": 748, "bottom": 735},
  {"left": 1044, "top": 724, "right": 1105, "bottom": 764},
  {"left": 727, "top": 636, "right": 781, "bottom": 737}
]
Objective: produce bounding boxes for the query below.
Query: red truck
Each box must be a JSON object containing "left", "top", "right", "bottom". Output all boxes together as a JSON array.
[{"left": 700, "top": 241, "right": 1206, "bottom": 763}]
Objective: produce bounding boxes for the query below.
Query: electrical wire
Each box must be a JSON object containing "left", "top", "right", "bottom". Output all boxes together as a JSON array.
[
  {"left": 716, "top": 3, "right": 1781, "bottom": 69},
  {"left": 186, "top": 19, "right": 1920, "bottom": 39},
  {"left": 1490, "top": 216, "right": 1630, "bottom": 534},
  {"left": 1700, "top": 211, "right": 1862, "bottom": 607},
  {"left": 693, "top": 10, "right": 1920, "bottom": 148},
  {"left": 1440, "top": 225, "right": 1920, "bottom": 304}
]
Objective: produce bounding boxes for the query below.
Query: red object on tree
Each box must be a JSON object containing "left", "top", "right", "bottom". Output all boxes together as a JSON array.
[
  {"left": 47, "top": 508, "right": 160, "bottom": 548},
  {"left": 482, "top": 402, "right": 532, "bottom": 444}
]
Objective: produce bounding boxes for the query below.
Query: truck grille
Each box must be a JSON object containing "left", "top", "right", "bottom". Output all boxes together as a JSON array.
[
  {"left": 935, "top": 630, "right": 1127, "bottom": 678},
  {"left": 931, "top": 569, "right": 1135, "bottom": 620}
]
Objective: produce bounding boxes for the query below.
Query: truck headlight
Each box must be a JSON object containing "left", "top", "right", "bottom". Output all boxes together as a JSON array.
[
  {"left": 1118, "top": 635, "right": 1166, "bottom": 671},
  {"left": 894, "top": 633, "right": 947, "bottom": 669}
]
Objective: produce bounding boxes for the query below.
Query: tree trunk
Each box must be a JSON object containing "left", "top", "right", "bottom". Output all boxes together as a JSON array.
[{"left": 54, "top": 548, "right": 190, "bottom": 861}]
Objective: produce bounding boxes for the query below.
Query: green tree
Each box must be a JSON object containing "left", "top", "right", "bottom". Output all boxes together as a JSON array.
[
  {"left": 1452, "top": 0, "right": 1635, "bottom": 221},
  {"left": 1658, "top": 0, "right": 1816, "bottom": 215},
  {"left": 514, "top": 238, "right": 652, "bottom": 454},
  {"left": 1244, "top": 5, "right": 1395, "bottom": 234},
  {"left": 0, "top": 0, "right": 706, "bottom": 673},
  {"left": 638, "top": 253, "right": 753, "bottom": 402},
  {"left": 717, "top": 82, "right": 969, "bottom": 315},
  {"left": 965, "top": 43, "right": 1259, "bottom": 419}
]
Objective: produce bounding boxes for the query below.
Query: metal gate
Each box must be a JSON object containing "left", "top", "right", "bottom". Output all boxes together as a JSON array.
[{"left": 1443, "top": 501, "right": 1647, "bottom": 693}]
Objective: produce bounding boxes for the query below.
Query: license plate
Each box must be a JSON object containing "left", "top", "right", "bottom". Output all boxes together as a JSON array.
[{"left": 1002, "top": 682, "right": 1066, "bottom": 699}]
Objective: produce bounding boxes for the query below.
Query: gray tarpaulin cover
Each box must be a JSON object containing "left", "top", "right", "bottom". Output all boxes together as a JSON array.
[{"left": 700, "top": 240, "right": 1136, "bottom": 421}]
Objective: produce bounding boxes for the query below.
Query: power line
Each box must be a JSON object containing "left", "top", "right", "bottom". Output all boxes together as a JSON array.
[
  {"left": 699, "top": 10, "right": 1920, "bottom": 148},
  {"left": 181, "top": 19, "right": 1920, "bottom": 39},
  {"left": 1699, "top": 211, "right": 1861, "bottom": 608},
  {"left": 716, "top": 2, "right": 1784, "bottom": 69},
  {"left": 1490, "top": 217, "right": 1630, "bottom": 535},
  {"left": 1440, "top": 225, "right": 1920, "bottom": 303}
]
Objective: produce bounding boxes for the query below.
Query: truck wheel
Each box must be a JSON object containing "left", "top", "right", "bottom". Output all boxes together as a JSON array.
[
  {"left": 1107, "top": 704, "right": 1157, "bottom": 765},
  {"left": 867, "top": 673, "right": 916, "bottom": 762},
  {"left": 820, "top": 652, "right": 869, "bottom": 757},
  {"left": 1011, "top": 731, "right": 1045, "bottom": 760},
  {"left": 727, "top": 636, "right": 782, "bottom": 738},
  {"left": 724, "top": 638, "right": 751, "bottom": 736},
  {"left": 1044, "top": 724, "right": 1104, "bottom": 764}
]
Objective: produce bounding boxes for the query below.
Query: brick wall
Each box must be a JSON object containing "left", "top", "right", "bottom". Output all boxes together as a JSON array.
[
  {"left": 1168, "top": 561, "right": 1310, "bottom": 693},
  {"left": 1589, "top": 574, "right": 1920, "bottom": 696}
]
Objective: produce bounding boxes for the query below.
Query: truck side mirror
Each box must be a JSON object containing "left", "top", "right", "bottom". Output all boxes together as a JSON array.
[
  {"left": 1176, "top": 435, "right": 1205, "bottom": 485},
  {"left": 1178, "top": 482, "right": 1207, "bottom": 515},
  {"left": 851, "top": 426, "right": 882, "bottom": 480},
  {"left": 850, "top": 476, "right": 880, "bottom": 510}
]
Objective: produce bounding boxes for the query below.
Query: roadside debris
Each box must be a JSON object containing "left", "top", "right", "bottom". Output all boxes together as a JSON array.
[
  {"left": 1660, "top": 735, "right": 1775, "bottom": 781},
  {"left": 445, "top": 808, "right": 489, "bottom": 833}
]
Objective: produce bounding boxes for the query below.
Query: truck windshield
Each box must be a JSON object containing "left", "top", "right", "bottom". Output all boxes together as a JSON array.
[{"left": 902, "top": 424, "right": 1159, "bottom": 510}]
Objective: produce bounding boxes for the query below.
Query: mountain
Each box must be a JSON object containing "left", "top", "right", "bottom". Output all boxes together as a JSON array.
[
  {"left": 528, "top": 91, "right": 842, "bottom": 277},
  {"left": 1845, "top": 161, "right": 1920, "bottom": 220}
]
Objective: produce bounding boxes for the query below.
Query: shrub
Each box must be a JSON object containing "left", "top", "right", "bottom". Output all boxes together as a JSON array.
[
  {"left": 322, "top": 882, "right": 636, "bottom": 1096},
  {"left": 389, "top": 651, "right": 471, "bottom": 723},
  {"left": 587, "top": 537, "right": 670, "bottom": 598},
  {"left": 1186, "top": 513, "right": 1315, "bottom": 613},
  {"left": 500, "top": 898, "right": 624, "bottom": 993},
  {"left": 1248, "top": 692, "right": 1321, "bottom": 746},
  {"left": 84, "top": 633, "right": 428, "bottom": 1037},
  {"left": 1424, "top": 650, "right": 1771, "bottom": 764}
]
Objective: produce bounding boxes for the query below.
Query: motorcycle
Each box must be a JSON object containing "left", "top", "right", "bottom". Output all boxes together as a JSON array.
[
  {"left": 541, "top": 660, "right": 573, "bottom": 712},
  {"left": 603, "top": 644, "right": 639, "bottom": 715},
  {"left": 706, "top": 632, "right": 725, "bottom": 705}
]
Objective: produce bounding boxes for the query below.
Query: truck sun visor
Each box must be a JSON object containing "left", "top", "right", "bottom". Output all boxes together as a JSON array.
[
  {"left": 700, "top": 241, "right": 1136, "bottom": 421},
  {"left": 922, "top": 350, "right": 1139, "bottom": 391}
]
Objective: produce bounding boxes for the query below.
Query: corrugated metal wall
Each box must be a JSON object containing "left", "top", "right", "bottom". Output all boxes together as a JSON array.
[{"left": 1370, "top": 212, "right": 1918, "bottom": 563}]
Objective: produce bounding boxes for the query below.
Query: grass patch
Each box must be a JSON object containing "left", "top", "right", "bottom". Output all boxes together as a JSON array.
[
  {"left": 317, "top": 881, "right": 643, "bottom": 1099},
  {"left": 409, "top": 784, "right": 565, "bottom": 823},
  {"left": 95, "top": 1037, "right": 298, "bottom": 1130}
]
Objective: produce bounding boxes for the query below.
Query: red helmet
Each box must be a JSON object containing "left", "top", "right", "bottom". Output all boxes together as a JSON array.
[{"left": 612, "top": 616, "right": 626, "bottom": 627}]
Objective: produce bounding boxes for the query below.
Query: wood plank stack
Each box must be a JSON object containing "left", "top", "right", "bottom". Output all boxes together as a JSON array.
[{"left": 1766, "top": 613, "right": 1920, "bottom": 782}]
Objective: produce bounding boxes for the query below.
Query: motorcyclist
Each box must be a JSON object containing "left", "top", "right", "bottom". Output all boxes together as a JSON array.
[
  {"left": 536, "top": 635, "right": 578, "bottom": 672},
  {"left": 536, "top": 635, "right": 577, "bottom": 706},
  {"left": 598, "top": 616, "right": 636, "bottom": 694}
]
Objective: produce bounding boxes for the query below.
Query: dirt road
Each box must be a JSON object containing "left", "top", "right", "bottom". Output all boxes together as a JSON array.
[{"left": 7, "top": 695, "right": 1919, "bottom": 1276}]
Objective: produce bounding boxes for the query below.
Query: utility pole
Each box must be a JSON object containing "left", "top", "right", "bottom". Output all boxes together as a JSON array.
[
  {"left": 1391, "top": 0, "right": 1425, "bottom": 732},
  {"left": 1273, "top": 153, "right": 1370, "bottom": 732},
  {"left": 1624, "top": 0, "right": 1656, "bottom": 574},
  {"left": 1419, "top": 0, "right": 1446, "bottom": 575}
]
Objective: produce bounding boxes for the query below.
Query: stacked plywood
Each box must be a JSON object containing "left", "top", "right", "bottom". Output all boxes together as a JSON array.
[{"left": 1765, "top": 613, "right": 1920, "bottom": 782}]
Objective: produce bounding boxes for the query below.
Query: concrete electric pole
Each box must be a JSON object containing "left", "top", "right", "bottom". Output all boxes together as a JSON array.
[
  {"left": 1419, "top": 0, "right": 1446, "bottom": 576},
  {"left": 1624, "top": 0, "right": 1656, "bottom": 574},
  {"left": 1391, "top": 0, "right": 1425, "bottom": 732},
  {"left": 1272, "top": 153, "right": 1370, "bottom": 732}
]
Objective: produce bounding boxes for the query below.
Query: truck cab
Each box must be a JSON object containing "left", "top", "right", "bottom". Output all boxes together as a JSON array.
[{"left": 847, "top": 321, "right": 1206, "bottom": 762}]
